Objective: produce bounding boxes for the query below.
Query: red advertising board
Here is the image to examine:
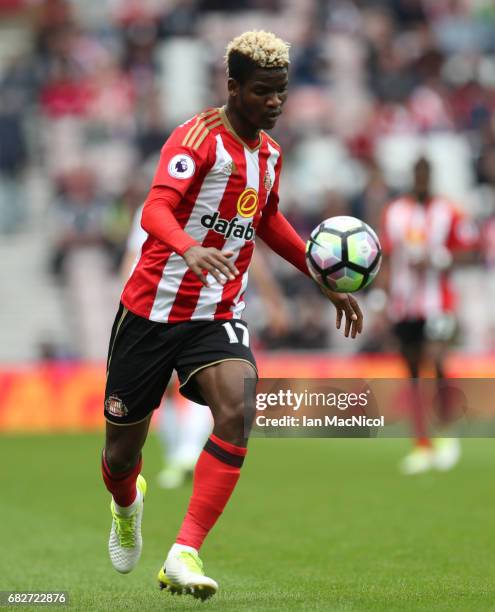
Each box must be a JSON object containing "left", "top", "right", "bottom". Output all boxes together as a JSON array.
[{"left": 0, "top": 354, "right": 493, "bottom": 432}]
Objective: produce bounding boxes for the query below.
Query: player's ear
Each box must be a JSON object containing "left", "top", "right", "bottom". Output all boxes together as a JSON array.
[{"left": 227, "top": 77, "right": 240, "bottom": 97}]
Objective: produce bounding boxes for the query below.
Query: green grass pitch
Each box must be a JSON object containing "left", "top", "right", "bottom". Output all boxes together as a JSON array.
[{"left": 1, "top": 434, "right": 494, "bottom": 611}]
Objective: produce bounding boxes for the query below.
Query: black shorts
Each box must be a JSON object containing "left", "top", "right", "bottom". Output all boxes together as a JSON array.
[
  {"left": 393, "top": 319, "right": 426, "bottom": 349},
  {"left": 104, "top": 304, "right": 258, "bottom": 425},
  {"left": 393, "top": 315, "right": 456, "bottom": 349}
]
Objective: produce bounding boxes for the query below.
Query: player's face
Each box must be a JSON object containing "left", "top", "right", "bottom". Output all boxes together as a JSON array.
[
  {"left": 231, "top": 67, "right": 289, "bottom": 131},
  {"left": 413, "top": 159, "right": 431, "bottom": 199}
]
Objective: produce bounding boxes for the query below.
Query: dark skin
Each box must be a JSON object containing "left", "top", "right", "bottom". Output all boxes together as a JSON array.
[
  {"left": 412, "top": 156, "right": 431, "bottom": 203},
  {"left": 105, "top": 65, "right": 364, "bottom": 473}
]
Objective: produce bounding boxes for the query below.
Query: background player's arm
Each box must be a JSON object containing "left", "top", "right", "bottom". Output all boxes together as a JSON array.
[
  {"left": 377, "top": 206, "right": 392, "bottom": 295},
  {"left": 250, "top": 246, "right": 290, "bottom": 336},
  {"left": 121, "top": 204, "right": 147, "bottom": 283},
  {"left": 446, "top": 212, "right": 480, "bottom": 266}
]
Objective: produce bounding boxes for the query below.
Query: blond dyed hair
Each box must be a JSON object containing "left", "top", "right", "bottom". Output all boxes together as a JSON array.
[{"left": 225, "top": 30, "right": 290, "bottom": 73}]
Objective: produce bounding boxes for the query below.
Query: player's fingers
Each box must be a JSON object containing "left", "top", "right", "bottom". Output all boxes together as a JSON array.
[
  {"left": 344, "top": 299, "right": 357, "bottom": 320},
  {"left": 189, "top": 262, "right": 209, "bottom": 286},
  {"left": 342, "top": 298, "right": 357, "bottom": 338},
  {"left": 345, "top": 312, "right": 352, "bottom": 338},
  {"left": 351, "top": 317, "right": 358, "bottom": 339},
  {"left": 218, "top": 251, "right": 239, "bottom": 276},
  {"left": 207, "top": 249, "right": 239, "bottom": 277},
  {"left": 347, "top": 301, "right": 359, "bottom": 338},
  {"left": 202, "top": 260, "right": 228, "bottom": 285},
  {"left": 349, "top": 295, "right": 363, "bottom": 334},
  {"left": 205, "top": 254, "right": 238, "bottom": 282},
  {"left": 212, "top": 254, "right": 238, "bottom": 279},
  {"left": 207, "top": 256, "right": 235, "bottom": 280},
  {"left": 336, "top": 307, "right": 343, "bottom": 330}
]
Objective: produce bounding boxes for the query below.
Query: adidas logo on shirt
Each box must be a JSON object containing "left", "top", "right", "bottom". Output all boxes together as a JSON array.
[{"left": 201, "top": 212, "right": 255, "bottom": 241}]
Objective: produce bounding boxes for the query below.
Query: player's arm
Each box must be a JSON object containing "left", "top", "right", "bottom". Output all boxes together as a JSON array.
[
  {"left": 250, "top": 245, "right": 290, "bottom": 336},
  {"left": 257, "top": 198, "right": 363, "bottom": 338},
  {"left": 446, "top": 211, "right": 480, "bottom": 266},
  {"left": 377, "top": 205, "right": 391, "bottom": 295},
  {"left": 121, "top": 204, "right": 147, "bottom": 283},
  {"left": 141, "top": 136, "right": 239, "bottom": 287},
  {"left": 142, "top": 187, "right": 239, "bottom": 287},
  {"left": 411, "top": 208, "right": 479, "bottom": 272}
]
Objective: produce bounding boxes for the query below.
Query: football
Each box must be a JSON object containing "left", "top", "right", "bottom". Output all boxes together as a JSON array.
[{"left": 306, "top": 216, "right": 382, "bottom": 293}]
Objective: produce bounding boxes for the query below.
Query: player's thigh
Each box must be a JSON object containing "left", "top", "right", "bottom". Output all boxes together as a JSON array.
[
  {"left": 194, "top": 360, "right": 257, "bottom": 444},
  {"left": 194, "top": 359, "right": 256, "bottom": 419},
  {"left": 175, "top": 320, "right": 258, "bottom": 406},
  {"left": 426, "top": 339, "right": 449, "bottom": 366},
  {"left": 394, "top": 319, "right": 425, "bottom": 364},
  {"left": 105, "top": 305, "right": 176, "bottom": 426},
  {"left": 175, "top": 320, "right": 258, "bottom": 443}
]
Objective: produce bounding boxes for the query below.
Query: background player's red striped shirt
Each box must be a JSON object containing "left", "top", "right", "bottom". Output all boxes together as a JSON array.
[{"left": 382, "top": 195, "right": 478, "bottom": 321}]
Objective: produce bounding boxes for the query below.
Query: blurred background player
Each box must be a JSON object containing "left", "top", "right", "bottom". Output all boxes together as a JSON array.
[
  {"left": 122, "top": 205, "right": 290, "bottom": 489},
  {"left": 381, "top": 156, "right": 478, "bottom": 475}
]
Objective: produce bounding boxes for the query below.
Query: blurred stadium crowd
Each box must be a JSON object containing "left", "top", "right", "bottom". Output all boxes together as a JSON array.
[{"left": 1, "top": 0, "right": 495, "bottom": 361}]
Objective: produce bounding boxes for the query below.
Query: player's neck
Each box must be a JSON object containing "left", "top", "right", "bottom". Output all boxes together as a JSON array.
[
  {"left": 224, "top": 104, "right": 260, "bottom": 143},
  {"left": 413, "top": 191, "right": 431, "bottom": 204}
]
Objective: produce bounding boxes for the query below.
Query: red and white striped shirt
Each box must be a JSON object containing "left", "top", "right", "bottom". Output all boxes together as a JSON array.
[
  {"left": 382, "top": 195, "right": 477, "bottom": 321},
  {"left": 122, "top": 107, "right": 283, "bottom": 323}
]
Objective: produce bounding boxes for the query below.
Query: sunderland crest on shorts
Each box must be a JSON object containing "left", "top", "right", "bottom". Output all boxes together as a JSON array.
[{"left": 105, "top": 396, "right": 128, "bottom": 418}]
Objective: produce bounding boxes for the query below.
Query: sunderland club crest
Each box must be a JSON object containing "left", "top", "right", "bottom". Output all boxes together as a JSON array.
[{"left": 264, "top": 170, "right": 272, "bottom": 190}]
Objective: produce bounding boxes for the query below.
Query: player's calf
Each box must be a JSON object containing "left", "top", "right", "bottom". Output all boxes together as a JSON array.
[
  {"left": 159, "top": 433, "right": 247, "bottom": 599},
  {"left": 212, "top": 401, "right": 249, "bottom": 446}
]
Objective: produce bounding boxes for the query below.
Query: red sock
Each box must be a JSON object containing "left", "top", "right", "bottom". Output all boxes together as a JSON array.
[
  {"left": 101, "top": 452, "right": 142, "bottom": 507},
  {"left": 176, "top": 434, "right": 247, "bottom": 550},
  {"left": 409, "top": 382, "right": 431, "bottom": 448}
]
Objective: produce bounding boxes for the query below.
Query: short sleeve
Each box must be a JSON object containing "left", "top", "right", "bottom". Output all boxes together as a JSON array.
[{"left": 447, "top": 209, "right": 479, "bottom": 251}]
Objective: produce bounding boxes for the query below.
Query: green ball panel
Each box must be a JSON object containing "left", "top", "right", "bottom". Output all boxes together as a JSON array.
[
  {"left": 327, "top": 267, "right": 364, "bottom": 292},
  {"left": 361, "top": 258, "right": 382, "bottom": 288},
  {"left": 311, "top": 236, "right": 342, "bottom": 270},
  {"left": 316, "top": 231, "right": 342, "bottom": 253},
  {"left": 347, "top": 231, "right": 379, "bottom": 268}
]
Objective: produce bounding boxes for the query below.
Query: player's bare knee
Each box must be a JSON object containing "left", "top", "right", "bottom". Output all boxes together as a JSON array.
[
  {"left": 104, "top": 446, "right": 140, "bottom": 475},
  {"left": 213, "top": 400, "right": 246, "bottom": 445}
]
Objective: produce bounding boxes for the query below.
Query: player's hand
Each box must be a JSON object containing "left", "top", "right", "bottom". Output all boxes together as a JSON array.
[
  {"left": 320, "top": 287, "right": 363, "bottom": 338},
  {"left": 183, "top": 245, "right": 239, "bottom": 287}
]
